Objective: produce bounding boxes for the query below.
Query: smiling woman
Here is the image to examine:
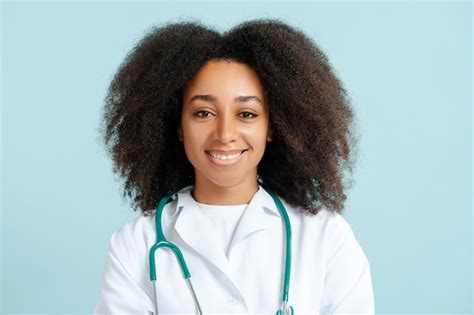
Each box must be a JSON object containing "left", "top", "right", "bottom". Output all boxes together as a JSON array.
[
  {"left": 178, "top": 60, "right": 272, "bottom": 205},
  {"left": 95, "top": 18, "right": 374, "bottom": 314}
]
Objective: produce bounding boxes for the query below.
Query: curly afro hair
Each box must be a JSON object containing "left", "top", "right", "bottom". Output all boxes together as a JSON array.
[{"left": 99, "top": 18, "right": 359, "bottom": 216}]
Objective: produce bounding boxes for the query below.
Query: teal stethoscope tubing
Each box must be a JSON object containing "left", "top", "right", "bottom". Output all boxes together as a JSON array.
[{"left": 149, "top": 183, "right": 294, "bottom": 315}]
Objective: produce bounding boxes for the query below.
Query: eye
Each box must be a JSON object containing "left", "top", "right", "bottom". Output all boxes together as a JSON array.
[
  {"left": 240, "top": 111, "right": 258, "bottom": 119},
  {"left": 194, "top": 110, "right": 213, "bottom": 118}
]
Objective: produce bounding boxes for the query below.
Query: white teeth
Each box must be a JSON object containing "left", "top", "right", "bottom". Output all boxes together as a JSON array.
[{"left": 209, "top": 151, "right": 243, "bottom": 160}]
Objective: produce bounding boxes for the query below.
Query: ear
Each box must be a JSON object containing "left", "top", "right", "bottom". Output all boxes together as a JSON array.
[
  {"left": 177, "top": 125, "right": 183, "bottom": 141},
  {"left": 267, "top": 124, "right": 273, "bottom": 142}
]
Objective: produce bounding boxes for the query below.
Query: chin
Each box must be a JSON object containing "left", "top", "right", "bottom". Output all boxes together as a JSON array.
[
  {"left": 200, "top": 171, "right": 253, "bottom": 188},
  {"left": 207, "top": 177, "right": 244, "bottom": 188}
]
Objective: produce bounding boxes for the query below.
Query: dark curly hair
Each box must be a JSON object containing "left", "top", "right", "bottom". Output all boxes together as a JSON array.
[{"left": 99, "top": 18, "right": 359, "bottom": 216}]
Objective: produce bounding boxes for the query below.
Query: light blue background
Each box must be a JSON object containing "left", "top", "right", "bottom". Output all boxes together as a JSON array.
[{"left": 1, "top": 1, "right": 472, "bottom": 314}]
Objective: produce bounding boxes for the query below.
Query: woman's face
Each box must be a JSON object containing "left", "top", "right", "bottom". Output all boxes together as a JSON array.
[{"left": 179, "top": 59, "right": 272, "bottom": 189}]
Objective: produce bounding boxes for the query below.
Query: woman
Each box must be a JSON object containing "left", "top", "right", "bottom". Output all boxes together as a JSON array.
[{"left": 95, "top": 18, "right": 374, "bottom": 314}]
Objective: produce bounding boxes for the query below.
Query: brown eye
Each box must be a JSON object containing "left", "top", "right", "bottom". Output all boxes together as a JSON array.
[
  {"left": 240, "top": 112, "right": 258, "bottom": 119},
  {"left": 194, "top": 110, "right": 213, "bottom": 118}
]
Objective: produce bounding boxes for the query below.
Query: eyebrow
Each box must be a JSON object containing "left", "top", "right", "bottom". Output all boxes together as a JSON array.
[{"left": 188, "top": 94, "right": 264, "bottom": 106}]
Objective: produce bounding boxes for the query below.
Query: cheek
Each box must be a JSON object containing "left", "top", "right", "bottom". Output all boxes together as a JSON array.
[
  {"left": 247, "top": 122, "right": 269, "bottom": 139},
  {"left": 183, "top": 133, "right": 199, "bottom": 153},
  {"left": 242, "top": 130, "right": 268, "bottom": 152},
  {"left": 182, "top": 125, "right": 207, "bottom": 158}
]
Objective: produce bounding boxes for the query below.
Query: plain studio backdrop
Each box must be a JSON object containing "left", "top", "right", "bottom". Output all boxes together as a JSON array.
[{"left": 1, "top": 1, "right": 472, "bottom": 314}]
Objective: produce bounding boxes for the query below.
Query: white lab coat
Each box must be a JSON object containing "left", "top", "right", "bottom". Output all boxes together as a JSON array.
[{"left": 94, "top": 185, "right": 374, "bottom": 315}]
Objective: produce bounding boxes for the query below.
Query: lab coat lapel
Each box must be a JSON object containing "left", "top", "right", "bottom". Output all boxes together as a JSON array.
[
  {"left": 229, "top": 185, "right": 281, "bottom": 251},
  {"left": 174, "top": 187, "right": 233, "bottom": 279},
  {"left": 173, "top": 185, "right": 281, "bottom": 285}
]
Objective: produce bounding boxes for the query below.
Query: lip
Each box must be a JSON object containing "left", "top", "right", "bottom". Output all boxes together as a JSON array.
[{"left": 205, "top": 149, "right": 247, "bottom": 166}]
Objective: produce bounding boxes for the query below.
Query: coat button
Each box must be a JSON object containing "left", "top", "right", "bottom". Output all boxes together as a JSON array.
[{"left": 227, "top": 296, "right": 238, "bottom": 305}]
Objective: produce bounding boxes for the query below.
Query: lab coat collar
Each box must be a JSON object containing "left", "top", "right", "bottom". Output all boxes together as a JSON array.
[{"left": 172, "top": 184, "right": 281, "bottom": 286}]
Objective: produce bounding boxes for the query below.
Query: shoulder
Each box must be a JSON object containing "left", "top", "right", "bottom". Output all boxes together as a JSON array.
[
  {"left": 109, "top": 200, "right": 178, "bottom": 253},
  {"left": 110, "top": 213, "right": 154, "bottom": 246},
  {"left": 106, "top": 211, "right": 158, "bottom": 267},
  {"left": 283, "top": 198, "right": 350, "bottom": 237},
  {"left": 283, "top": 198, "right": 368, "bottom": 261}
]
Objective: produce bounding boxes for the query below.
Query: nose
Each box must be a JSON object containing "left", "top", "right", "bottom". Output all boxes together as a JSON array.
[{"left": 215, "top": 113, "right": 238, "bottom": 144}]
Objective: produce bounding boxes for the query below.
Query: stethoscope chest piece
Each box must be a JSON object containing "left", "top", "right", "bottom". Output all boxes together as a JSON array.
[{"left": 276, "top": 301, "right": 294, "bottom": 315}]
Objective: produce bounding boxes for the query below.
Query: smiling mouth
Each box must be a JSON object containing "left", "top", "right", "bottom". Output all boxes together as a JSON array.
[
  {"left": 206, "top": 149, "right": 248, "bottom": 160},
  {"left": 205, "top": 149, "right": 248, "bottom": 165}
]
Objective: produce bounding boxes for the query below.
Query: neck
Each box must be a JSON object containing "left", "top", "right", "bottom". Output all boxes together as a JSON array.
[{"left": 192, "top": 175, "right": 259, "bottom": 205}]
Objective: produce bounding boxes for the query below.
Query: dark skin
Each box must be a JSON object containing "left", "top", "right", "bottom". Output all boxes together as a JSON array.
[
  {"left": 101, "top": 20, "right": 357, "bottom": 215},
  {"left": 178, "top": 59, "right": 273, "bottom": 205}
]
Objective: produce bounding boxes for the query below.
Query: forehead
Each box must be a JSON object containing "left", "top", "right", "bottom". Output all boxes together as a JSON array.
[{"left": 184, "top": 60, "right": 266, "bottom": 98}]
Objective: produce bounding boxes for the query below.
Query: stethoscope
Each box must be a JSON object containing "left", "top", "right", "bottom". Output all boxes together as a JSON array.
[{"left": 149, "top": 181, "right": 294, "bottom": 315}]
